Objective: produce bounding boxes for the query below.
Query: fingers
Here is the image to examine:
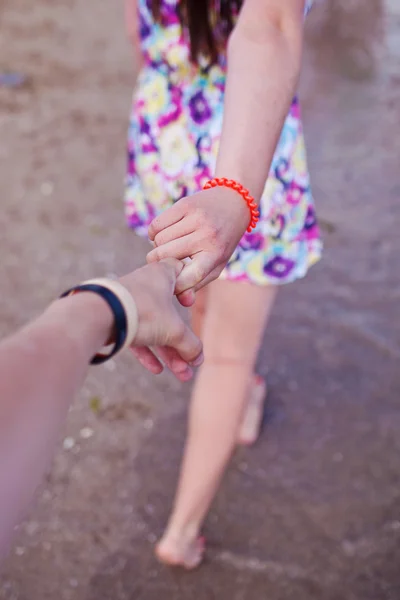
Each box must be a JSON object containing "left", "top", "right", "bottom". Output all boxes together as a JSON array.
[
  {"left": 173, "top": 253, "right": 217, "bottom": 294},
  {"left": 130, "top": 345, "right": 199, "bottom": 381},
  {"left": 176, "top": 268, "right": 220, "bottom": 306},
  {"left": 177, "top": 288, "right": 196, "bottom": 307},
  {"left": 159, "top": 259, "right": 196, "bottom": 305},
  {"left": 155, "top": 347, "right": 194, "bottom": 382},
  {"left": 176, "top": 265, "right": 222, "bottom": 305},
  {"left": 193, "top": 265, "right": 224, "bottom": 291},
  {"left": 147, "top": 233, "right": 200, "bottom": 264},
  {"left": 130, "top": 347, "right": 164, "bottom": 374},
  {"left": 158, "top": 258, "right": 184, "bottom": 289},
  {"left": 153, "top": 214, "right": 197, "bottom": 248},
  {"left": 148, "top": 203, "right": 186, "bottom": 242},
  {"left": 170, "top": 321, "right": 204, "bottom": 367}
]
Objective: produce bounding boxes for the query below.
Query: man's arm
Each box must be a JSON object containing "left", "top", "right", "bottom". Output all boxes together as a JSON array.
[
  {"left": 0, "top": 293, "right": 111, "bottom": 559},
  {"left": 0, "top": 260, "right": 202, "bottom": 560}
]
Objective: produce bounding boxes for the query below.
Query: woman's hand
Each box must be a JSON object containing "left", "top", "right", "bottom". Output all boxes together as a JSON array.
[
  {"left": 146, "top": 187, "right": 250, "bottom": 302},
  {"left": 120, "top": 259, "right": 203, "bottom": 381}
]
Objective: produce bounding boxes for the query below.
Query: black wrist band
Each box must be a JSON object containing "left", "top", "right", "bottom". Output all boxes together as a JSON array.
[{"left": 60, "top": 283, "right": 128, "bottom": 365}]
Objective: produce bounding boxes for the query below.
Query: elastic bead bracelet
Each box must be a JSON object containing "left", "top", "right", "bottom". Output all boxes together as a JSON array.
[{"left": 203, "top": 177, "right": 260, "bottom": 233}]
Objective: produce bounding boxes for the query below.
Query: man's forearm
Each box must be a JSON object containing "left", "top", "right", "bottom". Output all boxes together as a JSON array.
[
  {"left": 0, "top": 293, "right": 111, "bottom": 558},
  {"left": 215, "top": 2, "right": 304, "bottom": 202}
]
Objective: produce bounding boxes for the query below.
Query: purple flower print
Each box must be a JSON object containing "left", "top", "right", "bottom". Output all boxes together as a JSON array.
[
  {"left": 158, "top": 87, "right": 182, "bottom": 128},
  {"left": 304, "top": 206, "right": 317, "bottom": 230},
  {"left": 274, "top": 158, "right": 291, "bottom": 188},
  {"left": 270, "top": 214, "right": 285, "bottom": 240},
  {"left": 303, "top": 206, "right": 320, "bottom": 240},
  {"left": 127, "top": 149, "right": 136, "bottom": 176},
  {"left": 264, "top": 256, "right": 295, "bottom": 279},
  {"left": 148, "top": 0, "right": 179, "bottom": 28},
  {"left": 139, "top": 118, "right": 158, "bottom": 153},
  {"left": 189, "top": 90, "right": 212, "bottom": 124},
  {"left": 158, "top": 105, "right": 181, "bottom": 128},
  {"left": 290, "top": 96, "right": 301, "bottom": 120},
  {"left": 139, "top": 11, "right": 151, "bottom": 40},
  {"left": 126, "top": 199, "right": 157, "bottom": 231},
  {"left": 240, "top": 232, "right": 264, "bottom": 251},
  {"left": 194, "top": 170, "right": 210, "bottom": 192},
  {"left": 195, "top": 134, "right": 213, "bottom": 169},
  {"left": 287, "top": 181, "right": 304, "bottom": 206},
  {"left": 127, "top": 212, "right": 143, "bottom": 229}
]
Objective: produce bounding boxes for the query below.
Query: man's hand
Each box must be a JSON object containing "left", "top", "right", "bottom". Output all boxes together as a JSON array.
[
  {"left": 120, "top": 259, "right": 203, "bottom": 381},
  {"left": 146, "top": 187, "right": 249, "bottom": 304}
]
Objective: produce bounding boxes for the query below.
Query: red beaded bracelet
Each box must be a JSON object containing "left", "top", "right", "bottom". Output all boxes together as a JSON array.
[{"left": 203, "top": 177, "right": 260, "bottom": 233}]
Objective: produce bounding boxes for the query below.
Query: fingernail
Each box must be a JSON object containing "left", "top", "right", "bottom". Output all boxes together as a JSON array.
[
  {"left": 191, "top": 353, "right": 204, "bottom": 367},
  {"left": 180, "top": 367, "right": 193, "bottom": 381}
]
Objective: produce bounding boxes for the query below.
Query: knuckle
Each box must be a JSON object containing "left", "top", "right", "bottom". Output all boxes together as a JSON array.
[
  {"left": 146, "top": 252, "right": 155, "bottom": 264},
  {"left": 154, "top": 231, "right": 166, "bottom": 247},
  {"left": 150, "top": 247, "right": 165, "bottom": 262},
  {"left": 159, "top": 258, "right": 179, "bottom": 283},
  {"left": 148, "top": 222, "right": 157, "bottom": 239},
  {"left": 193, "top": 260, "right": 207, "bottom": 283},
  {"left": 149, "top": 213, "right": 166, "bottom": 236}
]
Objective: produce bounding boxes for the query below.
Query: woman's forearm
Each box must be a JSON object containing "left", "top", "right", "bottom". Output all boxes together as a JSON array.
[
  {"left": 215, "top": 0, "right": 305, "bottom": 202},
  {"left": 0, "top": 293, "right": 111, "bottom": 557}
]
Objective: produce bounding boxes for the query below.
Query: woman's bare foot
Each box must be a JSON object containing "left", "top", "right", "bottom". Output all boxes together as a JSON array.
[
  {"left": 155, "top": 531, "right": 205, "bottom": 570},
  {"left": 237, "top": 375, "right": 266, "bottom": 446}
]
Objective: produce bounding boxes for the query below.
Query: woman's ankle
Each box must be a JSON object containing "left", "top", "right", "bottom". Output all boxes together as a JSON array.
[{"left": 163, "top": 519, "right": 200, "bottom": 543}]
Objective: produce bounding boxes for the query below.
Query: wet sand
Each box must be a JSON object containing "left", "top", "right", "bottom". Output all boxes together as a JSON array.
[{"left": 0, "top": 1, "right": 399, "bottom": 598}]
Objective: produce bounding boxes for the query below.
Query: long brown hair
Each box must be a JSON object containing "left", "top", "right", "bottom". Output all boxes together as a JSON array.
[{"left": 152, "top": 0, "right": 243, "bottom": 63}]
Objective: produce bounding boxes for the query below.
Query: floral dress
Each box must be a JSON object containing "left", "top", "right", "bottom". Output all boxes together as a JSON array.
[{"left": 125, "top": 0, "right": 322, "bottom": 285}]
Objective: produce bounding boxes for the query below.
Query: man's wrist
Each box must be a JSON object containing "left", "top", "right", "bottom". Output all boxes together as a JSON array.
[
  {"left": 118, "top": 278, "right": 148, "bottom": 346},
  {"left": 45, "top": 292, "right": 114, "bottom": 359}
]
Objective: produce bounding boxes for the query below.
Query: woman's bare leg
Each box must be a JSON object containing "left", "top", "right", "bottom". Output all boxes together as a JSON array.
[
  {"left": 191, "top": 287, "right": 269, "bottom": 447},
  {"left": 156, "top": 279, "right": 277, "bottom": 568},
  {"left": 190, "top": 287, "right": 208, "bottom": 339}
]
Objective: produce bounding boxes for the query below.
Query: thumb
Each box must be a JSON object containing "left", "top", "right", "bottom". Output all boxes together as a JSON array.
[
  {"left": 159, "top": 258, "right": 184, "bottom": 286},
  {"left": 177, "top": 289, "right": 196, "bottom": 307},
  {"left": 174, "top": 253, "right": 216, "bottom": 294}
]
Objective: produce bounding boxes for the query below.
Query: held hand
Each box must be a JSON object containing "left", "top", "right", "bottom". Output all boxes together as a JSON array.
[
  {"left": 119, "top": 260, "right": 203, "bottom": 381},
  {"left": 146, "top": 187, "right": 250, "bottom": 303}
]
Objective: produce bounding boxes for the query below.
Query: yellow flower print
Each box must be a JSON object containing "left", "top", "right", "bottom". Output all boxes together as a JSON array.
[
  {"left": 142, "top": 171, "right": 166, "bottom": 208},
  {"left": 159, "top": 120, "right": 197, "bottom": 178},
  {"left": 292, "top": 134, "right": 307, "bottom": 175},
  {"left": 140, "top": 75, "right": 169, "bottom": 115}
]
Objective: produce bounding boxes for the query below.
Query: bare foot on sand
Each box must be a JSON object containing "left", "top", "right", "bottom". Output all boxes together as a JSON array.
[
  {"left": 155, "top": 532, "right": 205, "bottom": 570},
  {"left": 237, "top": 375, "right": 266, "bottom": 446}
]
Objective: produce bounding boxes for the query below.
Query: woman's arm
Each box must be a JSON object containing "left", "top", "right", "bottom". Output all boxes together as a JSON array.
[
  {"left": 125, "top": 0, "right": 144, "bottom": 69},
  {"left": 0, "top": 260, "right": 202, "bottom": 559},
  {"left": 215, "top": 0, "right": 305, "bottom": 200},
  {"left": 147, "top": 0, "right": 306, "bottom": 296}
]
